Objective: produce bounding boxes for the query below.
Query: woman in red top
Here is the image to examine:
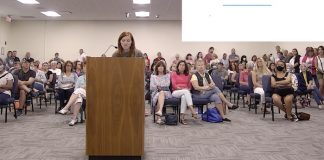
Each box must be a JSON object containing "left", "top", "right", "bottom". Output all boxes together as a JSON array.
[{"left": 171, "top": 60, "right": 196, "bottom": 125}]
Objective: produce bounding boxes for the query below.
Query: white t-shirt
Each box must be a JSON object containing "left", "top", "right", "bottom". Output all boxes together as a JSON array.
[
  {"left": 210, "top": 59, "right": 220, "bottom": 65},
  {"left": 0, "top": 71, "right": 14, "bottom": 96},
  {"left": 49, "top": 68, "right": 62, "bottom": 76},
  {"left": 78, "top": 53, "right": 87, "bottom": 62}
]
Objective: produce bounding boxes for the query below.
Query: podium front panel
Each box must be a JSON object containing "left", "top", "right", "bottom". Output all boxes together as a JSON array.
[{"left": 86, "top": 57, "right": 144, "bottom": 156}]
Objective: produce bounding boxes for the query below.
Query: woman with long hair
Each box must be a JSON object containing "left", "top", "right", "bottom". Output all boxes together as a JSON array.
[
  {"left": 271, "top": 60, "right": 298, "bottom": 121},
  {"left": 150, "top": 61, "right": 172, "bottom": 124},
  {"left": 112, "top": 32, "right": 143, "bottom": 57},
  {"left": 252, "top": 58, "right": 271, "bottom": 113},
  {"left": 171, "top": 60, "right": 196, "bottom": 124}
]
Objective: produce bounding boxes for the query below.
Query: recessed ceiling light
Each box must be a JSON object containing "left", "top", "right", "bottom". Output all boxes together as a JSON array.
[
  {"left": 17, "top": 0, "right": 39, "bottom": 4},
  {"left": 133, "top": 0, "right": 150, "bottom": 4},
  {"left": 135, "top": 11, "right": 150, "bottom": 17},
  {"left": 41, "top": 11, "right": 61, "bottom": 17}
]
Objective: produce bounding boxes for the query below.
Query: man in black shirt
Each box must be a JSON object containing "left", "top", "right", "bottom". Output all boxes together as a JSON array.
[
  {"left": 14, "top": 58, "right": 36, "bottom": 116},
  {"left": 12, "top": 50, "right": 20, "bottom": 62}
]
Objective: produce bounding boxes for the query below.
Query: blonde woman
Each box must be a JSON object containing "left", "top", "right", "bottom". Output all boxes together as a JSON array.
[{"left": 252, "top": 58, "right": 271, "bottom": 113}]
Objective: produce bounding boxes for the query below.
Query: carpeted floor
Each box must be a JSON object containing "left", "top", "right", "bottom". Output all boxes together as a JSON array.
[{"left": 0, "top": 100, "right": 324, "bottom": 160}]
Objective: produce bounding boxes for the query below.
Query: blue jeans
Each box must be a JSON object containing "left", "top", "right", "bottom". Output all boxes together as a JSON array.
[
  {"left": 33, "top": 82, "right": 44, "bottom": 92},
  {"left": 312, "top": 88, "right": 324, "bottom": 105},
  {"left": 192, "top": 88, "right": 222, "bottom": 104},
  {"left": 239, "top": 85, "right": 251, "bottom": 94}
]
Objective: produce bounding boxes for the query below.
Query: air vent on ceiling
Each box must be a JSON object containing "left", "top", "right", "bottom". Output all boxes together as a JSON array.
[{"left": 20, "top": 16, "right": 36, "bottom": 19}]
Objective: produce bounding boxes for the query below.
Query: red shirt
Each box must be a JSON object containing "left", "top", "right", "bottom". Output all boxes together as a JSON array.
[
  {"left": 171, "top": 72, "right": 192, "bottom": 91},
  {"left": 239, "top": 70, "right": 249, "bottom": 86}
]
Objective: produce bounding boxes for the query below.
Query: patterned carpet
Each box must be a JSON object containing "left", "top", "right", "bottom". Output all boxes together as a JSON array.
[{"left": 0, "top": 100, "right": 324, "bottom": 160}]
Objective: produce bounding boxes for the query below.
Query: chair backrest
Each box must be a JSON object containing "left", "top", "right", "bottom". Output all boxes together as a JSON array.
[
  {"left": 235, "top": 72, "right": 240, "bottom": 88},
  {"left": 262, "top": 75, "right": 272, "bottom": 97},
  {"left": 211, "top": 72, "right": 224, "bottom": 91},
  {"left": 50, "top": 73, "right": 57, "bottom": 88},
  {"left": 247, "top": 73, "right": 254, "bottom": 93}
]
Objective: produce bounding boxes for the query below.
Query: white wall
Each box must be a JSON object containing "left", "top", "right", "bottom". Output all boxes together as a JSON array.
[
  {"left": 6, "top": 20, "right": 324, "bottom": 65},
  {"left": 0, "top": 18, "right": 11, "bottom": 60}
]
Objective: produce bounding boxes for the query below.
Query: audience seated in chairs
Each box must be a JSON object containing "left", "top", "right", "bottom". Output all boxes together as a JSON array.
[
  {"left": 0, "top": 58, "right": 14, "bottom": 107},
  {"left": 58, "top": 63, "right": 87, "bottom": 126},
  {"left": 271, "top": 60, "right": 298, "bottom": 122},
  {"left": 171, "top": 60, "right": 196, "bottom": 125},
  {"left": 296, "top": 63, "right": 324, "bottom": 109},
  {"left": 13, "top": 58, "right": 36, "bottom": 116},
  {"left": 150, "top": 61, "right": 172, "bottom": 124},
  {"left": 57, "top": 61, "right": 77, "bottom": 110},
  {"left": 252, "top": 58, "right": 272, "bottom": 113},
  {"left": 191, "top": 59, "right": 236, "bottom": 122}
]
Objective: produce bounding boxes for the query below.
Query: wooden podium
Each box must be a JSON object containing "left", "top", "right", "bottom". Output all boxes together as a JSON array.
[{"left": 86, "top": 57, "right": 144, "bottom": 160}]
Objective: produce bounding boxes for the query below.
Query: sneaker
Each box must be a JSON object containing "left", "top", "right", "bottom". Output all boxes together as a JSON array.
[
  {"left": 30, "top": 90, "right": 39, "bottom": 97},
  {"left": 319, "top": 105, "right": 324, "bottom": 110},
  {"left": 229, "top": 105, "right": 239, "bottom": 110},
  {"left": 68, "top": 119, "right": 78, "bottom": 126},
  {"left": 58, "top": 109, "right": 68, "bottom": 115},
  {"left": 222, "top": 118, "right": 231, "bottom": 122},
  {"left": 291, "top": 114, "right": 299, "bottom": 122},
  {"left": 16, "top": 109, "right": 23, "bottom": 116}
]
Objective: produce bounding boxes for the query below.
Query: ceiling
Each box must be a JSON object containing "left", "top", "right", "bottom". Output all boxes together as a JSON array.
[{"left": 0, "top": 0, "right": 181, "bottom": 21}]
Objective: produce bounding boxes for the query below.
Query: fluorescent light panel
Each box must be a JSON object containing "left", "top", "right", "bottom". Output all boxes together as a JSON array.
[
  {"left": 135, "top": 11, "right": 150, "bottom": 17},
  {"left": 17, "top": 0, "right": 39, "bottom": 4},
  {"left": 41, "top": 11, "right": 61, "bottom": 17},
  {"left": 133, "top": 0, "right": 150, "bottom": 4}
]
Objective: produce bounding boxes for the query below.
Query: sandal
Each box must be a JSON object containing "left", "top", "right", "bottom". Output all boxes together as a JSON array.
[
  {"left": 155, "top": 111, "right": 162, "bottom": 116},
  {"left": 192, "top": 113, "right": 198, "bottom": 119},
  {"left": 180, "top": 119, "right": 188, "bottom": 125},
  {"left": 156, "top": 119, "right": 164, "bottom": 125}
]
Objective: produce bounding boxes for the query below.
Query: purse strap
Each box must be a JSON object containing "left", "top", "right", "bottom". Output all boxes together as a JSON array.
[{"left": 0, "top": 72, "right": 9, "bottom": 80}]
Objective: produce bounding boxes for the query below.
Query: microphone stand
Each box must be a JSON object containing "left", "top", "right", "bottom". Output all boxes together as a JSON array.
[{"left": 102, "top": 45, "right": 117, "bottom": 57}]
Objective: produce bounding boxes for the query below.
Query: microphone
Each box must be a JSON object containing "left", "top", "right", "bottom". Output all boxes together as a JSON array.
[{"left": 102, "top": 45, "right": 118, "bottom": 57}]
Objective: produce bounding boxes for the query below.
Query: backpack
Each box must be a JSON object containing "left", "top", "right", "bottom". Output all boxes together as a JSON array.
[{"left": 202, "top": 108, "right": 223, "bottom": 123}]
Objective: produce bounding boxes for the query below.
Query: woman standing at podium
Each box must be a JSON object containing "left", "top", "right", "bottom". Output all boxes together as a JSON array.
[
  {"left": 112, "top": 32, "right": 143, "bottom": 57},
  {"left": 112, "top": 32, "right": 149, "bottom": 116}
]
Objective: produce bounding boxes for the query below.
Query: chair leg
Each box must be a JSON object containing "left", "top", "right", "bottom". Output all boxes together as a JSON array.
[
  {"left": 1, "top": 108, "right": 2, "bottom": 115},
  {"left": 254, "top": 97, "right": 257, "bottom": 114},
  {"left": 39, "top": 96, "right": 42, "bottom": 109},
  {"left": 229, "top": 91, "right": 232, "bottom": 102},
  {"left": 263, "top": 103, "right": 266, "bottom": 118},
  {"left": 55, "top": 98, "right": 58, "bottom": 114},
  {"left": 31, "top": 98, "right": 34, "bottom": 112},
  {"left": 49, "top": 93, "right": 52, "bottom": 104},
  {"left": 13, "top": 103, "right": 17, "bottom": 119},
  {"left": 44, "top": 96, "right": 48, "bottom": 107},
  {"left": 243, "top": 95, "right": 245, "bottom": 108},
  {"left": 236, "top": 94, "right": 239, "bottom": 107},
  {"left": 5, "top": 107, "right": 8, "bottom": 123},
  {"left": 24, "top": 103, "right": 27, "bottom": 115},
  {"left": 271, "top": 103, "right": 274, "bottom": 121}
]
